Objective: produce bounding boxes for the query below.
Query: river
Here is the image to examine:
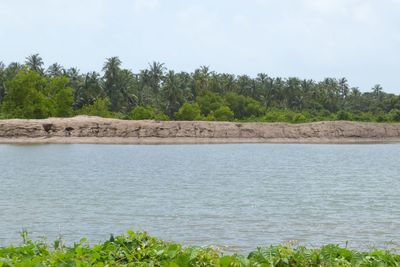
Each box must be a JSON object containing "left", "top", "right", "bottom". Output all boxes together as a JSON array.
[{"left": 0, "top": 144, "right": 399, "bottom": 252}]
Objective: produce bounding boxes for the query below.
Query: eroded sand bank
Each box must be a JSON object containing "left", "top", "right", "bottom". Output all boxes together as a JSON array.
[{"left": 1, "top": 116, "right": 400, "bottom": 144}]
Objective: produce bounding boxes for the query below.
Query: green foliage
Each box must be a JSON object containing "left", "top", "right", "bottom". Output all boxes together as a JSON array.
[
  {"left": 47, "top": 76, "right": 74, "bottom": 117},
  {"left": 129, "top": 106, "right": 170, "bottom": 121},
  {"left": 176, "top": 103, "right": 202, "bottom": 121},
  {"left": 1, "top": 69, "right": 73, "bottom": 119},
  {"left": 213, "top": 106, "right": 234, "bottom": 121},
  {"left": 154, "top": 113, "right": 170, "bottom": 121},
  {"left": 1, "top": 55, "right": 400, "bottom": 123},
  {"left": 196, "top": 91, "right": 225, "bottom": 116},
  {"left": 224, "top": 92, "right": 264, "bottom": 119},
  {"left": 130, "top": 106, "right": 156, "bottom": 120},
  {"left": 387, "top": 109, "right": 400, "bottom": 122},
  {"left": 78, "top": 98, "right": 116, "bottom": 118},
  {"left": 1, "top": 231, "right": 400, "bottom": 266},
  {"left": 336, "top": 110, "right": 353, "bottom": 121},
  {"left": 1, "top": 70, "right": 49, "bottom": 119}
]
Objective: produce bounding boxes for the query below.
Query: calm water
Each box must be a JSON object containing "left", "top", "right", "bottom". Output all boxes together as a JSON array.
[{"left": 0, "top": 144, "right": 399, "bottom": 252}]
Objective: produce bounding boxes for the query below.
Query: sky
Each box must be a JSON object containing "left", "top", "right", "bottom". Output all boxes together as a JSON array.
[{"left": 1, "top": 0, "right": 400, "bottom": 93}]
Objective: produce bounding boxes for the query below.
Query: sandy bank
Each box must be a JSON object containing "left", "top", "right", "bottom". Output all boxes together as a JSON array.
[{"left": 1, "top": 116, "right": 400, "bottom": 144}]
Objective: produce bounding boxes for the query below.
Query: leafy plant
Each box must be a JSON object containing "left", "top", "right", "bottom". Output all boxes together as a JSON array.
[{"left": 1, "top": 231, "right": 400, "bottom": 267}]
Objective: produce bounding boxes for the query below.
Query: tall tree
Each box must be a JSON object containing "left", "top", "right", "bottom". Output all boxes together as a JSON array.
[
  {"left": 219, "top": 73, "right": 236, "bottom": 94},
  {"left": 102, "top": 57, "right": 122, "bottom": 112},
  {"left": 0, "top": 62, "right": 5, "bottom": 102},
  {"left": 25, "top": 54, "right": 44, "bottom": 74},
  {"left": 136, "top": 69, "right": 153, "bottom": 107},
  {"left": 74, "top": 71, "right": 103, "bottom": 108},
  {"left": 147, "top": 61, "right": 165, "bottom": 107},
  {"left": 1, "top": 70, "right": 74, "bottom": 118},
  {"left": 46, "top": 63, "right": 65, "bottom": 77},
  {"left": 102, "top": 57, "right": 136, "bottom": 113},
  {"left": 192, "top": 66, "right": 210, "bottom": 97},
  {"left": 162, "top": 70, "right": 183, "bottom": 118},
  {"left": 257, "top": 74, "right": 274, "bottom": 108}
]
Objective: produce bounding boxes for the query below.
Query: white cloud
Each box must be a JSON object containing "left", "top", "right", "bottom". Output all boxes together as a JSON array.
[
  {"left": 302, "top": 0, "right": 348, "bottom": 14},
  {"left": 352, "top": 2, "right": 378, "bottom": 26},
  {"left": 1, "top": 0, "right": 400, "bottom": 92},
  {"left": 177, "top": 6, "right": 219, "bottom": 37},
  {"left": 133, "top": 0, "right": 160, "bottom": 13},
  {"left": 0, "top": 0, "right": 108, "bottom": 31}
]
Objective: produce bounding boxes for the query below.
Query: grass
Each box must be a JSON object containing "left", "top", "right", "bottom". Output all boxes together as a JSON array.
[{"left": 1, "top": 230, "right": 399, "bottom": 266}]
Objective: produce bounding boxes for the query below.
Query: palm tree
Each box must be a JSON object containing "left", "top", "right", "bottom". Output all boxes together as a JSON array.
[
  {"left": 118, "top": 69, "right": 137, "bottom": 112},
  {"left": 103, "top": 57, "right": 121, "bottom": 79},
  {"left": 137, "top": 69, "right": 151, "bottom": 106},
  {"left": 3, "top": 62, "right": 23, "bottom": 81},
  {"left": 338, "top": 78, "right": 349, "bottom": 99},
  {"left": 147, "top": 62, "right": 165, "bottom": 108},
  {"left": 46, "top": 63, "right": 65, "bottom": 77},
  {"left": 300, "top": 79, "right": 317, "bottom": 110},
  {"left": 219, "top": 73, "right": 236, "bottom": 94},
  {"left": 272, "top": 77, "right": 285, "bottom": 108},
  {"left": 66, "top": 67, "right": 83, "bottom": 94},
  {"left": 162, "top": 70, "right": 183, "bottom": 118},
  {"left": 257, "top": 74, "right": 274, "bottom": 108},
  {"left": 285, "top": 77, "right": 303, "bottom": 110},
  {"left": 102, "top": 57, "right": 122, "bottom": 112},
  {"left": 207, "top": 72, "right": 221, "bottom": 94},
  {"left": 148, "top": 61, "right": 165, "bottom": 92},
  {"left": 0, "top": 62, "right": 5, "bottom": 101},
  {"left": 192, "top": 66, "right": 210, "bottom": 96},
  {"left": 236, "top": 75, "right": 254, "bottom": 97},
  {"left": 102, "top": 57, "right": 122, "bottom": 93},
  {"left": 372, "top": 84, "right": 383, "bottom": 99},
  {"left": 74, "top": 71, "right": 104, "bottom": 108},
  {"left": 25, "top": 54, "right": 44, "bottom": 74}
]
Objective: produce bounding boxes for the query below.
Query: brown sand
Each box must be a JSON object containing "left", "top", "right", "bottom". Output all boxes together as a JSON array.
[{"left": 1, "top": 116, "right": 400, "bottom": 144}]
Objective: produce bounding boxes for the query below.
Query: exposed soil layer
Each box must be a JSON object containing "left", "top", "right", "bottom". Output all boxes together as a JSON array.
[{"left": 1, "top": 116, "right": 400, "bottom": 144}]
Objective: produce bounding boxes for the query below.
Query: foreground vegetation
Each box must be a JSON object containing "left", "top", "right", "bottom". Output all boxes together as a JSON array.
[
  {"left": 1, "top": 231, "right": 399, "bottom": 266},
  {"left": 1, "top": 54, "right": 400, "bottom": 123}
]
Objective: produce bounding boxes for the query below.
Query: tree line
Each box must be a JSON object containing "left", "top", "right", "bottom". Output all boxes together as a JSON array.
[{"left": 1, "top": 54, "right": 400, "bottom": 123}]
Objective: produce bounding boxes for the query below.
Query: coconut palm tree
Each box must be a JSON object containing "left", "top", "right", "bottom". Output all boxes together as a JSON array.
[
  {"left": 0, "top": 62, "right": 5, "bottom": 101},
  {"left": 46, "top": 63, "right": 65, "bottom": 77},
  {"left": 162, "top": 70, "right": 183, "bottom": 118},
  {"left": 74, "top": 71, "right": 104, "bottom": 108},
  {"left": 148, "top": 62, "right": 165, "bottom": 93},
  {"left": 25, "top": 54, "right": 44, "bottom": 74},
  {"left": 192, "top": 66, "right": 210, "bottom": 97},
  {"left": 102, "top": 57, "right": 122, "bottom": 112}
]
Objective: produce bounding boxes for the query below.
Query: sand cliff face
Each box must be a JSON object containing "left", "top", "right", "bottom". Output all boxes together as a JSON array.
[{"left": 0, "top": 116, "right": 400, "bottom": 144}]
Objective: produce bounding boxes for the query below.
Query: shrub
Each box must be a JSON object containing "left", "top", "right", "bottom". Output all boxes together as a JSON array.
[
  {"left": 388, "top": 109, "right": 400, "bottom": 122},
  {"left": 78, "top": 98, "right": 116, "bottom": 118},
  {"left": 175, "top": 103, "right": 202, "bottom": 121},
  {"left": 213, "top": 106, "right": 234, "bottom": 121},
  {"left": 196, "top": 91, "right": 225, "bottom": 116},
  {"left": 1, "top": 69, "right": 70, "bottom": 119},
  {"left": 336, "top": 110, "right": 353, "bottom": 121},
  {"left": 224, "top": 92, "right": 264, "bottom": 119},
  {"left": 154, "top": 113, "right": 170, "bottom": 121},
  {"left": 130, "top": 106, "right": 156, "bottom": 120},
  {"left": 2, "top": 231, "right": 400, "bottom": 266}
]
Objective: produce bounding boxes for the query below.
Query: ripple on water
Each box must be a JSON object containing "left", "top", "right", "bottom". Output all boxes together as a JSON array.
[{"left": 0, "top": 144, "right": 399, "bottom": 253}]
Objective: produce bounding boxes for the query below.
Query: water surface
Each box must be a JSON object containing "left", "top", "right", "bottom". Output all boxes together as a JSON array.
[{"left": 0, "top": 144, "right": 399, "bottom": 252}]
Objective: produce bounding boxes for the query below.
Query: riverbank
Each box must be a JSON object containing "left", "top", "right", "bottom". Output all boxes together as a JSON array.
[
  {"left": 2, "top": 231, "right": 399, "bottom": 266},
  {"left": 1, "top": 116, "right": 400, "bottom": 144}
]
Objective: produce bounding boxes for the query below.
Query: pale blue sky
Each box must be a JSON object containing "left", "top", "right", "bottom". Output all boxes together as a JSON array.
[{"left": 1, "top": 0, "right": 400, "bottom": 92}]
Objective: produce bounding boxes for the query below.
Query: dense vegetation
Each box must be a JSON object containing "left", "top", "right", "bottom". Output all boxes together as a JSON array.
[
  {"left": 1, "top": 231, "right": 399, "bottom": 266},
  {"left": 1, "top": 54, "right": 400, "bottom": 123}
]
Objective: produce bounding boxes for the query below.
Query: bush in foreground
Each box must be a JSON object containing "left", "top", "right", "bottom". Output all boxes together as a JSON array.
[{"left": 1, "top": 231, "right": 400, "bottom": 266}]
